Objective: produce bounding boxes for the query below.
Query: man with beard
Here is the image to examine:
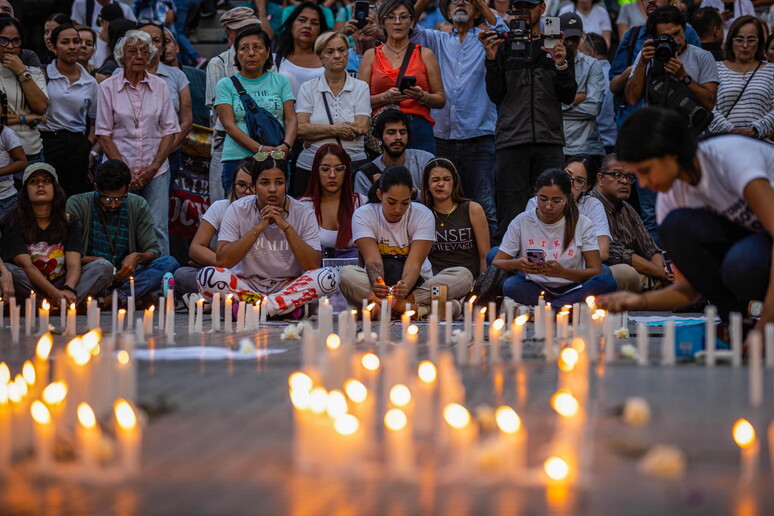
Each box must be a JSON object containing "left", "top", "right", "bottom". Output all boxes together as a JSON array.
[
  {"left": 409, "top": 0, "right": 506, "bottom": 239},
  {"left": 66, "top": 159, "right": 179, "bottom": 309},
  {"left": 354, "top": 110, "right": 434, "bottom": 197}
]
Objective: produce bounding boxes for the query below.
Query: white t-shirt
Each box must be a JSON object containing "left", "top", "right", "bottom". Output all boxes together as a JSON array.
[
  {"left": 352, "top": 202, "right": 435, "bottom": 279},
  {"left": 558, "top": 4, "right": 612, "bottom": 35},
  {"left": 656, "top": 135, "right": 774, "bottom": 232},
  {"left": 218, "top": 196, "right": 321, "bottom": 293},
  {"left": 526, "top": 194, "right": 611, "bottom": 240},
  {"left": 500, "top": 209, "right": 599, "bottom": 289},
  {"left": 299, "top": 194, "right": 368, "bottom": 249},
  {"left": 202, "top": 199, "right": 230, "bottom": 248},
  {"left": 276, "top": 57, "right": 325, "bottom": 98},
  {"left": 295, "top": 74, "right": 371, "bottom": 170},
  {"left": 0, "top": 126, "right": 22, "bottom": 200},
  {"left": 699, "top": 0, "right": 754, "bottom": 27}
]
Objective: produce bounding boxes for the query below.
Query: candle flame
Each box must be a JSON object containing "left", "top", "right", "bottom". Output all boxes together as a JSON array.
[
  {"left": 493, "top": 318, "right": 505, "bottom": 331},
  {"left": 326, "top": 390, "right": 348, "bottom": 419},
  {"left": 114, "top": 399, "right": 137, "bottom": 430},
  {"left": 585, "top": 296, "right": 596, "bottom": 309},
  {"left": 288, "top": 372, "right": 313, "bottom": 393},
  {"left": 14, "top": 375, "right": 27, "bottom": 397},
  {"left": 326, "top": 334, "right": 341, "bottom": 350},
  {"left": 117, "top": 350, "right": 130, "bottom": 365},
  {"left": 31, "top": 400, "right": 51, "bottom": 425},
  {"left": 66, "top": 338, "right": 91, "bottom": 366},
  {"left": 443, "top": 403, "right": 471, "bottom": 429},
  {"left": 0, "top": 363, "right": 9, "bottom": 384},
  {"left": 558, "top": 347, "right": 579, "bottom": 372},
  {"left": 0, "top": 383, "right": 7, "bottom": 404},
  {"left": 334, "top": 414, "right": 360, "bottom": 436},
  {"left": 77, "top": 402, "right": 97, "bottom": 428},
  {"left": 551, "top": 390, "right": 579, "bottom": 417},
  {"left": 558, "top": 310, "right": 570, "bottom": 317},
  {"left": 226, "top": 294, "right": 233, "bottom": 301},
  {"left": 42, "top": 381, "right": 68, "bottom": 405},
  {"left": 197, "top": 298, "right": 204, "bottom": 306},
  {"left": 468, "top": 295, "right": 477, "bottom": 305},
  {"left": 344, "top": 379, "right": 367, "bottom": 403},
  {"left": 7, "top": 382, "right": 21, "bottom": 403},
  {"left": 22, "top": 361, "right": 36, "bottom": 386},
  {"left": 366, "top": 302, "right": 376, "bottom": 311},
  {"left": 290, "top": 389, "right": 312, "bottom": 410},
  {"left": 41, "top": 299, "right": 50, "bottom": 311},
  {"left": 119, "top": 308, "right": 126, "bottom": 315},
  {"left": 389, "top": 384, "right": 411, "bottom": 407},
  {"left": 479, "top": 307, "right": 487, "bottom": 315},
  {"left": 417, "top": 361, "right": 437, "bottom": 384},
  {"left": 404, "top": 310, "right": 415, "bottom": 318},
  {"left": 309, "top": 387, "right": 328, "bottom": 414},
  {"left": 515, "top": 314, "right": 529, "bottom": 327},
  {"left": 571, "top": 337, "right": 586, "bottom": 352},
  {"left": 148, "top": 305, "right": 155, "bottom": 312},
  {"left": 594, "top": 309, "right": 606, "bottom": 318},
  {"left": 544, "top": 456, "right": 569, "bottom": 481},
  {"left": 36, "top": 333, "right": 53, "bottom": 360},
  {"left": 495, "top": 406, "right": 521, "bottom": 434},
  {"left": 384, "top": 408, "right": 407, "bottom": 431},
  {"left": 733, "top": 419, "right": 756, "bottom": 448},
  {"left": 361, "top": 353, "right": 380, "bottom": 371},
  {"left": 69, "top": 303, "right": 75, "bottom": 311},
  {"left": 407, "top": 324, "right": 419, "bottom": 336},
  {"left": 82, "top": 329, "right": 102, "bottom": 354}
]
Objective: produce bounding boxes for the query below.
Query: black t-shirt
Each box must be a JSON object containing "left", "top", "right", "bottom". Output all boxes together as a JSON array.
[{"left": 0, "top": 212, "right": 83, "bottom": 281}]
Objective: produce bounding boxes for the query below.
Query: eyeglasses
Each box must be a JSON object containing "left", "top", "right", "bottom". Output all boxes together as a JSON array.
[
  {"left": 451, "top": 0, "right": 474, "bottom": 4},
  {"left": 254, "top": 150, "right": 287, "bottom": 161},
  {"left": 601, "top": 171, "right": 637, "bottom": 184},
  {"left": 732, "top": 37, "right": 758, "bottom": 46},
  {"left": 28, "top": 177, "right": 53, "bottom": 187},
  {"left": 99, "top": 194, "right": 128, "bottom": 204},
  {"left": 536, "top": 196, "right": 567, "bottom": 207},
  {"left": 319, "top": 165, "right": 348, "bottom": 175},
  {"left": 125, "top": 48, "right": 150, "bottom": 57},
  {"left": 566, "top": 172, "right": 588, "bottom": 189},
  {"left": 0, "top": 37, "right": 22, "bottom": 48},
  {"left": 384, "top": 14, "right": 412, "bottom": 24},
  {"left": 233, "top": 181, "right": 255, "bottom": 193}
]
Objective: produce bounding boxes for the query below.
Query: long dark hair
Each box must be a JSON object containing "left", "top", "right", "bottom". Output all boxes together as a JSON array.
[
  {"left": 564, "top": 155, "right": 595, "bottom": 197},
  {"left": 230, "top": 156, "right": 261, "bottom": 202},
  {"left": 420, "top": 158, "right": 467, "bottom": 210},
  {"left": 534, "top": 168, "right": 578, "bottom": 252},
  {"left": 233, "top": 25, "right": 274, "bottom": 72},
  {"left": 368, "top": 165, "right": 414, "bottom": 204},
  {"left": 8, "top": 172, "right": 69, "bottom": 245},
  {"left": 275, "top": 1, "right": 329, "bottom": 68},
  {"left": 50, "top": 23, "right": 78, "bottom": 50},
  {"left": 303, "top": 144, "right": 358, "bottom": 249},
  {"left": 723, "top": 16, "right": 765, "bottom": 62}
]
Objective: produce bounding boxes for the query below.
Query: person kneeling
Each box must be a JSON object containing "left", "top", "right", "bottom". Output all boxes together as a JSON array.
[
  {"left": 339, "top": 165, "right": 473, "bottom": 319},
  {"left": 196, "top": 153, "right": 339, "bottom": 319},
  {"left": 492, "top": 168, "right": 617, "bottom": 307},
  {"left": 67, "top": 160, "right": 179, "bottom": 309}
]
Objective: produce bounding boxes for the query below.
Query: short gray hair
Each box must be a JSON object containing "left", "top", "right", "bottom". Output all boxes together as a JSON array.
[
  {"left": 114, "top": 30, "right": 157, "bottom": 66},
  {"left": 314, "top": 31, "right": 350, "bottom": 57}
]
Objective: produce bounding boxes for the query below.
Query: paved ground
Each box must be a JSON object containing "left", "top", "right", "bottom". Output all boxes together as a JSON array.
[{"left": 1, "top": 309, "right": 773, "bottom": 515}]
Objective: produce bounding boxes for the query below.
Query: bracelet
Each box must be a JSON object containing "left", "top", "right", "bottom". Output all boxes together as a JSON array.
[
  {"left": 281, "top": 224, "right": 291, "bottom": 232},
  {"left": 251, "top": 227, "right": 260, "bottom": 238},
  {"left": 281, "top": 141, "right": 291, "bottom": 150},
  {"left": 20, "top": 113, "right": 26, "bottom": 125},
  {"left": 258, "top": 144, "right": 264, "bottom": 153},
  {"left": 89, "top": 150, "right": 99, "bottom": 158},
  {"left": 62, "top": 285, "right": 76, "bottom": 294},
  {"left": 555, "top": 61, "right": 568, "bottom": 71}
]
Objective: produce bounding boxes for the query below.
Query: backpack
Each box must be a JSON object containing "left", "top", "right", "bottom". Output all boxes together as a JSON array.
[{"left": 229, "top": 75, "right": 284, "bottom": 148}]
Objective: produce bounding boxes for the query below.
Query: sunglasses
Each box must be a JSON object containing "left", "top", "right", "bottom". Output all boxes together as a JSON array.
[{"left": 254, "top": 150, "right": 287, "bottom": 161}]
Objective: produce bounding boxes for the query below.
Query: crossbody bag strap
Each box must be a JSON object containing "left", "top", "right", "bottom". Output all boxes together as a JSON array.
[
  {"left": 321, "top": 89, "right": 343, "bottom": 147},
  {"left": 723, "top": 62, "right": 762, "bottom": 119},
  {"left": 229, "top": 75, "right": 258, "bottom": 113},
  {"left": 396, "top": 44, "right": 417, "bottom": 85}
]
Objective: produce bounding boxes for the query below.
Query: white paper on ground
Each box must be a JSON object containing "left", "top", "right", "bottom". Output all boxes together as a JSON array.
[{"left": 133, "top": 347, "right": 287, "bottom": 361}]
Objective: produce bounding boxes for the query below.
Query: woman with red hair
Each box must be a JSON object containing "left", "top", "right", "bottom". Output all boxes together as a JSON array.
[{"left": 300, "top": 144, "right": 367, "bottom": 258}]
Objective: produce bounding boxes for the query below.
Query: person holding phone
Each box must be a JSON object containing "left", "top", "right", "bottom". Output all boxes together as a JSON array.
[{"left": 492, "top": 168, "right": 616, "bottom": 307}]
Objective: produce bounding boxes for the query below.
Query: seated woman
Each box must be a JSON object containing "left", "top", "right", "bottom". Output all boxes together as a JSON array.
[
  {"left": 339, "top": 165, "right": 473, "bottom": 319},
  {"left": 196, "top": 154, "right": 339, "bottom": 319},
  {"left": 598, "top": 108, "right": 774, "bottom": 327},
  {"left": 420, "top": 158, "right": 489, "bottom": 280},
  {"left": 0, "top": 163, "right": 113, "bottom": 307},
  {"left": 492, "top": 168, "right": 617, "bottom": 307},
  {"left": 174, "top": 157, "right": 257, "bottom": 298},
  {"left": 299, "top": 144, "right": 367, "bottom": 259}
]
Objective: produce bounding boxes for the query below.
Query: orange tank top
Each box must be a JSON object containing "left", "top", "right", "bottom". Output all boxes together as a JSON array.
[{"left": 370, "top": 44, "right": 434, "bottom": 125}]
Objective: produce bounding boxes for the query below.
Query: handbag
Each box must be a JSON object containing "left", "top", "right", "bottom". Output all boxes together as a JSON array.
[
  {"left": 469, "top": 264, "right": 512, "bottom": 308},
  {"left": 229, "top": 75, "right": 284, "bottom": 148},
  {"left": 321, "top": 89, "right": 343, "bottom": 148}
]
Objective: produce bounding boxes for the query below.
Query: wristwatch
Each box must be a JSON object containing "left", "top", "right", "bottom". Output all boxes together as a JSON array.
[
  {"left": 17, "top": 70, "right": 32, "bottom": 83},
  {"left": 681, "top": 75, "right": 693, "bottom": 86}
]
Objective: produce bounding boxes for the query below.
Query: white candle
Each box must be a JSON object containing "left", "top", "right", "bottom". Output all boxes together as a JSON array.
[
  {"left": 318, "top": 297, "right": 333, "bottom": 344},
  {"left": 637, "top": 322, "right": 648, "bottom": 366},
  {"left": 384, "top": 408, "right": 414, "bottom": 479},
  {"left": 224, "top": 294, "right": 233, "bottom": 333},
  {"left": 211, "top": 293, "right": 221, "bottom": 332},
  {"left": 30, "top": 401, "right": 54, "bottom": 471},
  {"left": 556, "top": 310, "right": 568, "bottom": 341},
  {"left": 571, "top": 303, "right": 580, "bottom": 334},
  {"left": 730, "top": 312, "right": 743, "bottom": 368},
  {"left": 10, "top": 302, "right": 20, "bottom": 345},
  {"left": 603, "top": 313, "right": 614, "bottom": 362},
  {"left": 472, "top": 307, "right": 485, "bottom": 365},
  {"left": 143, "top": 306, "right": 154, "bottom": 336},
  {"left": 115, "top": 400, "right": 141, "bottom": 477},
  {"left": 456, "top": 331, "right": 468, "bottom": 365},
  {"left": 129, "top": 276, "right": 135, "bottom": 299},
  {"left": 428, "top": 314, "right": 439, "bottom": 361},
  {"left": 511, "top": 315, "right": 528, "bottom": 364},
  {"left": 111, "top": 289, "right": 118, "bottom": 335},
  {"left": 362, "top": 303, "right": 373, "bottom": 345},
  {"left": 187, "top": 296, "right": 196, "bottom": 334},
  {"left": 765, "top": 323, "right": 774, "bottom": 369},
  {"left": 60, "top": 298, "right": 66, "bottom": 330},
  {"left": 157, "top": 297, "right": 165, "bottom": 332},
  {"left": 302, "top": 327, "right": 317, "bottom": 368},
  {"left": 236, "top": 301, "right": 246, "bottom": 333},
  {"left": 534, "top": 300, "right": 544, "bottom": 339},
  {"left": 662, "top": 320, "right": 675, "bottom": 366},
  {"left": 24, "top": 298, "right": 32, "bottom": 336},
  {"left": 38, "top": 300, "right": 50, "bottom": 335},
  {"left": 260, "top": 297, "right": 268, "bottom": 325},
  {"left": 489, "top": 318, "right": 504, "bottom": 364},
  {"left": 165, "top": 293, "right": 175, "bottom": 344},
  {"left": 0, "top": 297, "right": 4, "bottom": 329},
  {"left": 443, "top": 403, "right": 476, "bottom": 477},
  {"left": 464, "top": 297, "right": 474, "bottom": 338},
  {"left": 135, "top": 317, "right": 144, "bottom": 344},
  {"left": 86, "top": 297, "right": 94, "bottom": 330},
  {"left": 445, "top": 301, "right": 453, "bottom": 345},
  {"left": 705, "top": 305, "right": 717, "bottom": 367},
  {"left": 30, "top": 291, "right": 36, "bottom": 328},
  {"left": 749, "top": 330, "right": 763, "bottom": 408},
  {"left": 76, "top": 402, "right": 100, "bottom": 477},
  {"left": 496, "top": 406, "right": 526, "bottom": 478},
  {"left": 406, "top": 324, "right": 419, "bottom": 364},
  {"left": 379, "top": 299, "right": 390, "bottom": 347},
  {"left": 544, "top": 304, "right": 554, "bottom": 358},
  {"left": 401, "top": 310, "right": 412, "bottom": 344},
  {"left": 195, "top": 299, "right": 204, "bottom": 334},
  {"left": 488, "top": 302, "right": 496, "bottom": 326},
  {"left": 126, "top": 298, "right": 134, "bottom": 330},
  {"left": 733, "top": 419, "right": 758, "bottom": 485},
  {"left": 117, "top": 308, "right": 126, "bottom": 334},
  {"left": 66, "top": 302, "right": 76, "bottom": 336}
]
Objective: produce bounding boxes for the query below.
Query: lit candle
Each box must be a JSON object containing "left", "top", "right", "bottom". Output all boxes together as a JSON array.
[
  {"left": 445, "top": 301, "right": 453, "bottom": 345},
  {"left": 343, "top": 379, "right": 373, "bottom": 452},
  {"left": 318, "top": 297, "right": 333, "bottom": 344},
  {"left": 488, "top": 302, "right": 496, "bottom": 326},
  {"left": 705, "top": 305, "right": 717, "bottom": 367},
  {"left": 24, "top": 297, "right": 32, "bottom": 336},
  {"left": 10, "top": 301, "right": 19, "bottom": 345},
  {"left": 302, "top": 326, "right": 317, "bottom": 368},
  {"left": 224, "top": 294, "right": 233, "bottom": 333},
  {"left": 143, "top": 306, "right": 154, "bottom": 335},
  {"left": 129, "top": 276, "right": 135, "bottom": 299},
  {"left": 363, "top": 303, "right": 375, "bottom": 344},
  {"left": 236, "top": 301, "right": 246, "bottom": 333},
  {"left": 34, "top": 333, "right": 53, "bottom": 394},
  {"left": 165, "top": 292, "right": 175, "bottom": 344},
  {"left": 289, "top": 375, "right": 314, "bottom": 471},
  {"left": 544, "top": 304, "right": 554, "bottom": 357},
  {"left": 406, "top": 325, "right": 419, "bottom": 364},
  {"left": 511, "top": 315, "right": 528, "bottom": 364},
  {"left": 76, "top": 402, "right": 100, "bottom": 476},
  {"left": 86, "top": 297, "right": 94, "bottom": 329},
  {"left": 556, "top": 310, "right": 569, "bottom": 341},
  {"left": 42, "top": 380, "right": 68, "bottom": 435},
  {"left": 325, "top": 334, "right": 346, "bottom": 389},
  {"left": 496, "top": 405, "right": 526, "bottom": 478},
  {"left": 117, "top": 308, "right": 126, "bottom": 334},
  {"left": 464, "top": 296, "right": 475, "bottom": 337},
  {"left": 211, "top": 293, "right": 221, "bottom": 332},
  {"left": 415, "top": 361, "right": 437, "bottom": 436},
  {"left": 401, "top": 310, "right": 413, "bottom": 344},
  {"left": 111, "top": 290, "right": 118, "bottom": 335},
  {"left": 66, "top": 302, "right": 76, "bottom": 336},
  {"left": 260, "top": 297, "right": 268, "bottom": 325},
  {"left": 456, "top": 331, "right": 469, "bottom": 365},
  {"left": 384, "top": 408, "right": 414, "bottom": 479},
  {"left": 489, "top": 318, "right": 505, "bottom": 364},
  {"left": 662, "top": 320, "right": 675, "bottom": 366},
  {"left": 472, "top": 307, "right": 486, "bottom": 365},
  {"left": 538, "top": 291, "right": 545, "bottom": 307},
  {"left": 730, "top": 312, "right": 743, "bottom": 368},
  {"left": 115, "top": 399, "right": 141, "bottom": 477},
  {"left": 194, "top": 298, "right": 204, "bottom": 334},
  {"left": 637, "top": 322, "right": 648, "bottom": 366},
  {"left": 30, "top": 290, "right": 36, "bottom": 328},
  {"left": 428, "top": 313, "right": 439, "bottom": 361},
  {"left": 443, "top": 403, "right": 476, "bottom": 477},
  {"left": 38, "top": 300, "right": 50, "bottom": 335},
  {"left": 0, "top": 297, "right": 4, "bottom": 329},
  {"left": 116, "top": 348, "right": 136, "bottom": 402},
  {"left": 187, "top": 296, "right": 196, "bottom": 334},
  {"left": 127, "top": 297, "right": 134, "bottom": 330},
  {"left": 30, "top": 400, "right": 54, "bottom": 471},
  {"left": 534, "top": 299, "right": 544, "bottom": 339},
  {"left": 749, "top": 330, "right": 763, "bottom": 408},
  {"left": 733, "top": 418, "right": 759, "bottom": 485},
  {"left": 379, "top": 299, "right": 390, "bottom": 347}
]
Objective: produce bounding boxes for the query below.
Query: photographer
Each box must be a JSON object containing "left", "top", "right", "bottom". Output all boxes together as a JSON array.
[
  {"left": 625, "top": 6, "right": 718, "bottom": 114},
  {"left": 482, "top": 0, "right": 577, "bottom": 243}
]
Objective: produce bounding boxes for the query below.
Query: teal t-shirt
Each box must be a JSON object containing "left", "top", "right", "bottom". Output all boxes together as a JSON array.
[
  {"left": 281, "top": 5, "right": 335, "bottom": 31},
  {"left": 214, "top": 71, "right": 295, "bottom": 161}
]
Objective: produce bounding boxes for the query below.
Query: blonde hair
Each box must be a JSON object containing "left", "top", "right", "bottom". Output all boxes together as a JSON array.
[{"left": 314, "top": 31, "right": 350, "bottom": 57}]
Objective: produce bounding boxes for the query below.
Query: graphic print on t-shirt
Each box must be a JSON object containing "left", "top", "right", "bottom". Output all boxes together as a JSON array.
[
  {"left": 29, "top": 241, "right": 66, "bottom": 281},
  {"left": 376, "top": 238, "right": 410, "bottom": 256},
  {"left": 525, "top": 236, "right": 577, "bottom": 261}
]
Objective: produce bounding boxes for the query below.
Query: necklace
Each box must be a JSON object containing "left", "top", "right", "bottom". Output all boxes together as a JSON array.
[
  {"left": 384, "top": 42, "right": 409, "bottom": 57},
  {"left": 433, "top": 203, "right": 457, "bottom": 227},
  {"left": 124, "top": 85, "right": 147, "bottom": 129},
  {"left": 35, "top": 214, "right": 50, "bottom": 219}
]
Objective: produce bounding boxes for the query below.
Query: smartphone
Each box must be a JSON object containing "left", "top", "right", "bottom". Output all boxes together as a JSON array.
[
  {"left": 431, "top": 285, "right": 448, "bottom": 319},
  {"left": 526, "top": 249, "right": 546, "bottom": 264},
  {"left": 662, "top": 251, "right": 674, "bottom": 275},
  {"left": 543, "top": 16, "right": 561, "bottom": 49},
  {"left": 398, "top": 75, "right": 416, "bottom": 91},
  {"left": 354, "top": 0, "right": 370, "bottom": 29}
]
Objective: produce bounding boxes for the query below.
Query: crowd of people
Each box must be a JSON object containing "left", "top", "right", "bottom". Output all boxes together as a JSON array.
[{"left": 0, "top": 0, "right": 773, "bottom": 328}]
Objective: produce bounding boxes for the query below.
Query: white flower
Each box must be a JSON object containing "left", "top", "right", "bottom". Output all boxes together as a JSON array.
[
  {"left": 620, "top": 344, "right": 638, "bottom": 359},
  {"left": 638, "top": 444, "right": 686, "bottom": 480},
  {"left": 357, "top": 331, "right": 378, "bottom": 343},
  {"left": 615, "top": 327, "right": 630, "bottom": 339},
  {"left": 238, "top": 338, "right": 257, "bottom": 354},
  {"left": 622, "top": 397, "right": 651, "bottom": 427},
  {"left": 281, "top": 324, "right": 301, "bottom": 340},
  {"left": 502, "top": 331, "right": 512, "bottom": 342},
  {"left": 451, "top": 329, "right": 463, "bottom": 343}
]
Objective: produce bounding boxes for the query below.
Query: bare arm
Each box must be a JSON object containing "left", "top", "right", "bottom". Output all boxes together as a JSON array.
[
  {"left": 399, "top": 240, "right": 431, "bottom": 293},
  {"left": 97, "top": 134, "right": 125, "bottom": 162},
  {"left": 469, "top": 202, "right": 491, "bottom": 275},
  {"left": 609, "top": 65, "right": 632, "bottom": 95},
  {"left": 172, "top": 86, "right": 193, "bottom": 149},
  {"left": 625, "top": 55, "right": 648, "bottom": 106},
  {"left": 216, "top": 103, "right": 261, "bottom": 154},
  {"left": 597, "top": 264, "right": 700, "bottom": 312},
  {"left": 356, "top": 236, "right": 390, "bottom": 298},
  {"left": 597, "top": 235, "right": 610, "bottom": 262},
  {"left": 216, "top": 219, "right": 269, "bottom": 268},
  {"left": 188, "top": 220, "right": 218, "bottom": 266},
  {"left": 0, "top": 146, "right": 27, "bottom": 177}
]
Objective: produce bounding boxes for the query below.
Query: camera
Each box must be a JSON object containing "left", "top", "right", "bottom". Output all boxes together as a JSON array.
[
  {"left": 653, "top": 34, "right": 678, "bottom": 63},
  {"left": 482, "top": 14, "right": 536, "bottom": 61}
]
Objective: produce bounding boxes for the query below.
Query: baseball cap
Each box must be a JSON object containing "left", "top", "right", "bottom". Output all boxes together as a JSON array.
[
  {"left": 23, "top": 163, "right": 59, "bottom": 185},
  {"left": 439, "top": 0, "right": 486, "bottom": 25},
  {"left": 220, "top": 7, "right": 260, "bottom": 31},
  {"left": 559, "top": 12, "right": 584, "bottom": 39},
  {"left": 511, "top": 0, "right": 544, "bottom": 5},
  {"left": 99, "top": 3, "right": 125, "bottom": 24}
]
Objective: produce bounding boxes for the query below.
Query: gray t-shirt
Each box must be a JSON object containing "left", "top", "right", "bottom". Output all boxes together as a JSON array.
[
  {"left": 616, "top": 3, "right": 646, "bottom": 28},
  {"left": 156, "top": 63, "right": 189, "bottom": 114},
  {"left": 0, "top": 126, "right": 22, "bottom": 200},
  {"left": 629, "top": 43, "right": 720, "bottom": 95},
  {"left": 353, "top": 149, "right": 435, "bottom": 197}
]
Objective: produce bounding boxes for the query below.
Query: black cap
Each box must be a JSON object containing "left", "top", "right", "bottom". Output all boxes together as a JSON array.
[
  {"left": 99, "top": 4, "right": 125, "bottom": 23},
  {"left": 559, "top": 12, "right": 583, "bottom": 39}
]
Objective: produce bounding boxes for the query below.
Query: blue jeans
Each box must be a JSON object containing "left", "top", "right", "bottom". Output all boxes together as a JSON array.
[
  {"left": 660, "top": 208, "right": 771, "bottom": 319},
  {"left": 407, "top": 115, "right": 435, "bottom": 155},
  {"left": 173, "top": 0, "right": 202, "bottom": 65},
  {"left": 138, "top": 171, "right": 171, "bottom": 257},
  {"left": 502, "top": 272, "right": 617, "bottom": 307},
  {"left": 116, "top": 256, "right": 180, "bottom": 305},
  {"left": 636, "top": 183, "right": 660, "bottom": 247},
  {"left": 436, "top": 135, "right": 497, "bottom": 242},
  {"left": 221, "top": 159, "right": 240, "bottom": 196},
  {"left": 0, "top": 193, "right": 17, "bottom": 220}
]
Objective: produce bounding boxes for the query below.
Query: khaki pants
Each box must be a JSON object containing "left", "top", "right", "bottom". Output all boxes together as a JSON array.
[
  {"left": 610, "top": 264, "right": 657, "bottom": 292},
  {"left": 339, "top": 266, "right": 473, "bottom": 309}
]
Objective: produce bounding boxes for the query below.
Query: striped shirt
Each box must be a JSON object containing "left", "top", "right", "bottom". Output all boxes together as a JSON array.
[
  {"left": 88, "top": 193, "right": 130, "bottom": 267},
  {"left": 709, "top": 62, "right": 774, "bottom": 142}
]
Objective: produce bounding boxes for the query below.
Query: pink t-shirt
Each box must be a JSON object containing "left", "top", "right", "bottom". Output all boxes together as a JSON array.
[{"left": 95, "top": 70, "right": 180, "bottom": 179}]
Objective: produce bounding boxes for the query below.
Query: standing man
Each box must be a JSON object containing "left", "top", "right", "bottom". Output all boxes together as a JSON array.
[
  {"left": 481, "top": 0, "right": 577, "bottom": 242},
  {"left": 71, "top": 0, "right": 136, "bottom": 33},
  {"left": 411, "top": 0, "right": 506, "bottom": 239},
  {"left": 580, "top": 33, "right": 617, "bottom": 154},
  {"left": 691, "top": 7, "right": 724, "bottom": 61},
  {"left": 205, "top": 7, "right": 260, "bottom": 201}
]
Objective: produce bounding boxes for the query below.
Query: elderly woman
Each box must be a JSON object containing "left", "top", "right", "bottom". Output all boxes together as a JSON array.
[
  {"left": 357, "top": 0, "right": 445, "bottom": 155},
  {"left": 95, "top": 30, "right": 180, "bottom": 256},
  {"left": 294, "top": 31, "right": 371, "bottom": 197}
]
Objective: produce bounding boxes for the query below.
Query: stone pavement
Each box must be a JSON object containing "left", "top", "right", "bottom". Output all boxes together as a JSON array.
[{"left": 1, "top": 310, "right": 773, "bottom": 515}]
